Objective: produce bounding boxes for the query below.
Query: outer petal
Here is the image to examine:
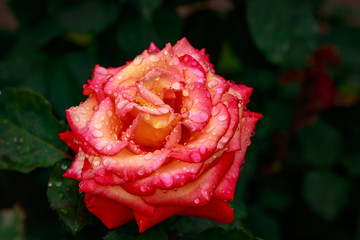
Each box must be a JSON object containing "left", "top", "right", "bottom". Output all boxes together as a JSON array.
[
  {"left": 216, "top": 94, "right": 240, "bottom": 150},
  {"left": 134, "top": 206, "right": 185, "bottom": 233},
  {"left": 80, "top": 179, "right": 155, "bottom": 216},
  {"left": 84, "top": 193, "right": 134, "bottom": 229},
  {"left": 213, "top": 110, "right": 262, "bottom": 200},
  {"left": 142, "top": 152, "right": 235, "bottom": 207},
  {"left": 59, "top": 130, "right": 79, "bottom": 152},
  {"left": 171, "top": 103, "right": 230, "bottom": 163},
  {"left": 179, "top": 199, "right": 234, "bottom": 224}
]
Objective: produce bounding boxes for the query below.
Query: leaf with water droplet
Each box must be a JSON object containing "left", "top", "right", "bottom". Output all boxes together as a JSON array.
[
  {"left": 0, "top": 88, "right": 68, "bottom": 173},
  {"left": 47, "top": 160, "right": 95, "bottom": 235}
]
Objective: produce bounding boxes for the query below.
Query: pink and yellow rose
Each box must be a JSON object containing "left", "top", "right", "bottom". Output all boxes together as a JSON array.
[{"left": 59, "top": 38, "right": 261, "bottom": 232}]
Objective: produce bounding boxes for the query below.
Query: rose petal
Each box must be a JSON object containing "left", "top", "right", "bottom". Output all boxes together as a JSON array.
[
  {"left": 181, "top": 82, "right": 212, "bottom": 131},
  {"left": 179, "top": 199, "right": 234, "bottom": 223},
  {"left": 134, "top": 206, "right": 185, "bottom": 233},
  {"left": 213, "top": 110, "right": 262, "bottom": 200},
  {"left": 142, "top": 152, "right": 234, "bottom": 207},
  {"left": 84, "top": 193, "right": 134, "bottom": 229},
  {"left": 104, "top": 43, "right": 183, "bottom": 94},
  {"left": 59, "top": 130, "right": 79, "bottom": 152},
  {"left": 173, "top": 37, "right": 214, "bottom": 73},
  {"left": 179, "top": 54, "right": 206, "bottom": 84},
  {"left": 121, "top": 159, "right": 205, "bottom": 195},
  {"left": 228, "top": 82, "right": 253, "bottom": 105},
  {"left": 171, "top": 103, "right": 230, "bottom": 163},
  {"left": 216, "top": 94, "right": 240, "bottom": 150},
  {"left": 205, "top": 72, "right": 229, "bottom": 105},
  {"left": 79, "top": 179, "right": 155, "bottom": 216},
  {"left": 82, "top": 97, "right": 127, "bottom": 156},
  {"left": 101, "top": 148, "right": 170, "bottom": 180},
  {"left": 133, "top": 112, "right": 180, "bottom": 148},
  {"left": 63, "top": 150, "right": 86, "bottom": 180}
]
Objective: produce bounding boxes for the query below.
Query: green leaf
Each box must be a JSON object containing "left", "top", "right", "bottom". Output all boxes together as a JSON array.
[
  {"left": 103, "top": 224, "right": 167, "bottom": 240},
  {"left": 57, "top": 0, "right": 120, "bottom": 34},
  {"left": 247, "top": 0, "right": 318, "bottom": 67},
  {"left": 47, "top": 161, "right": 94, "bottom": 235},
  {"left": 298, "top": 120, "right": 342, "bottom": 167},
  {"left": 0, "top": 88, "right": 67, "bottom": 173},
  {"left": 0, "top": 204, "right": 26, "bottom": 240},
  {"left": 303, "top": 170, "right": 351, "bottom": 221}
]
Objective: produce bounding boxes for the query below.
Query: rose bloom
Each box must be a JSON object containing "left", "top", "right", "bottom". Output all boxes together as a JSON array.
[{"left": 60, "top": 38, "right": 261, "bottom": 232}]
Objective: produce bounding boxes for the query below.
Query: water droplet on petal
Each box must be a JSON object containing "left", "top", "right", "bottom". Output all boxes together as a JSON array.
[
  {"left": 94, "top": 123, "right": 103, "bottom": 129},
  {"left": 160, "top": 172, "right": 173, "bottom": 188},
  {"left": 194, "top": 198, "right": 200, "bottom": 204},
  {"left": 92, "top": 130, "right": 103, "bottom": 138},
  {"left": 138, "top": 166, "right": 145, "bottom": 176},
  {"left": 133, "top": 55, "right": 144, "bottom": 65},
  {"left": 144, "top": 152, "right": 152, "bottom": 160},
  {"left": 182, "top": 89, "right": 189, "bottom": 97},
  {"left": 218, "top": 115, "right": 228, "bottom": 121},
  {"left": 190, "top": 152, "right": 201, "bottom": 162},
  {"left": 73, "top": 115, "right": 80, "bottom": 123},
  {"left": 149, "top": 54, "right": 160, "bottom": 62},
  {"left": 217, "top": 88, "right": 224, "bottom": 94},
  {"left": 200, "top": 146, "right": 206, "bottom": 155},
  {"left": 106, "top": 109, "right": 113, "bottom": 117},
  {"left": 207, "top": 81, "right": 217, "bottom": 88},
  {"left": 158, "top": 107, "right": 169, "bottom": 114},
  {"left": 171, "top": 82, "right": 181, "bottom": 90},
  {"left": 140, "top": 185, "right": 147, "bottom": 192},
  {"left": 93, "top": 160, "right": 100, "bottom": 166}
]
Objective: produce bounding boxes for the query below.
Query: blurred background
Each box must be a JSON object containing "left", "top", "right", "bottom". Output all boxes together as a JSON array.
[{"left": 0, "top": 0, "right": 359, "bottom": 239}]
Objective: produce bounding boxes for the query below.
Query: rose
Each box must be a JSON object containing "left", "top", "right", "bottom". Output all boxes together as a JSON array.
[{"left": 59, "top": 38, "right": 261, "bottom": 232}]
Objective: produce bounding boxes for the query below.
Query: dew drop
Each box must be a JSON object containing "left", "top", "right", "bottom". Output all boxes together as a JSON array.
[
  {"left": 144, "top": 152, "right": 152, "bottom": 160},
  {"left": 61, "top": 164, "right": 68, "bottom": 170},
  {"left": 94, "top": 123, "right": 103, "bottom": 129},
  {"left": 149, "top": 54, "right": 160, "bottom": 62},
  {"left": 200, "top": 146, "right": 206, "bottom": 155},
  {"left": 140, "top": 185, "right": 147, "bottom": 192},
  {"left": 171, "top": 82, "right": 181, "bottom": 90},
  {"left": 55, "top": 181, "right": 62, "bottom": 187},
  {"left": 164, "top": 50, "right": 169, "bottom": 55},
  {"left": 194, "top": 98, "right": 199, "bottom": 104},
  {"left": 217, "top": 88, "right": 224, "bottom": 94},
  {"left": 207, "top": 81, "right": 217, "bottom": 88},
  {"left": 93, "top": 160, "right": 100, "bottom": 166},
  {"left": 73, "top": 115, "right": 80, "bottom": 123},
  {"left": 106, "top": 109, "right": 113, "bottom": 117},
  {"left": 158, "top": 107, "right": 169, "bottom": 114},
  {"left": 218, "top": 115, "right": 228, "bottom": 121},
  {"left": 133, "top": 55, "right": 144, "bottom": 65},
  {"left": 48, "top": 182, "right": 53, "bottom": 187},
  {"left": 194, "top": 198, "right": 200, "bottom": 204},
  {"left": 138, "top": 166, "right": 145, "bottom": 176},
  {"left": 182, "top": 89, "right": 189, "bottom": 97},
  {"left": 92, "top": 130, "right": 103, "bottom": 138},
  {"left": 159, "top": 172, "right": 173, "bottom": 188},
  {"left": 190, "top": 152, "right": 201, "bottom": 162}
]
